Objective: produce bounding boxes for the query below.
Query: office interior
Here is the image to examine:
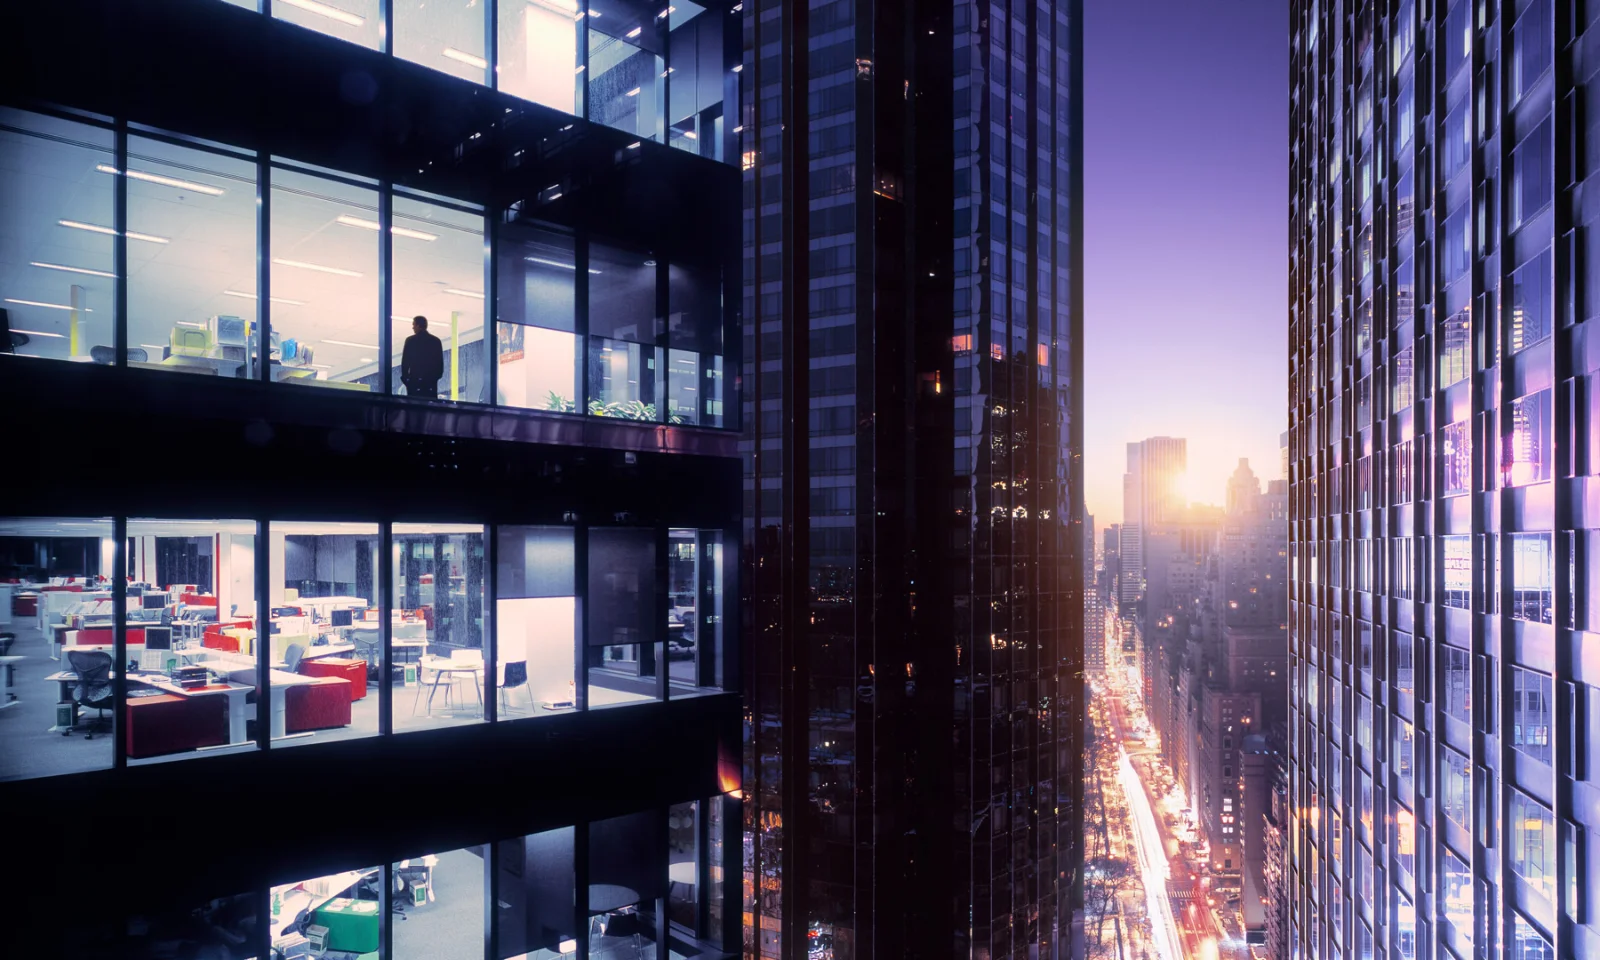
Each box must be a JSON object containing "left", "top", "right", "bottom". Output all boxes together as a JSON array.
[{"left": 0, "top": 518, "right": 728, "bottom": 782}]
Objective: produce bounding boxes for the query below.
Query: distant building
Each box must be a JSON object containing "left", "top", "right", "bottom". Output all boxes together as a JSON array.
[
  {"left": 1261, "top": 752, "right": 1289, "bottom": 960},
  {"left": 1119, "top": 437, "right": 1187, "bottom": 608},
  {"left": 1085, "top": 514, "right": 1106, "bottom": 675}
]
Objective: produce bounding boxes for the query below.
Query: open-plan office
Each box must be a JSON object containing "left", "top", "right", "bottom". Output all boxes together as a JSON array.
[{"left": 1, "top": 518, "right": 726, "bottom": 781}]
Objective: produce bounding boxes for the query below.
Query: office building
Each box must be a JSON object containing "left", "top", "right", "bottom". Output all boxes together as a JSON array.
[
  {"left": 738, "top": 0, "right": 1085, "bottom": 954},
  {"left": 0, "top": 0, "right": 742, "bottom": 956},
  {"left": 1086, "top": 514, "right": 1106, "bottom": 676},
  {"left": 1289, "top": 1, "right": 1599, "bottom": 958},
  {"left": 1119, "top": 436, "right": 1187, "bottom": 609}
]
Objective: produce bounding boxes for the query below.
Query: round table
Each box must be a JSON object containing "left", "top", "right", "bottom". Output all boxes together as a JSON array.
[{"left": 588, "top": 883, "right": 640, "bottom": 914}]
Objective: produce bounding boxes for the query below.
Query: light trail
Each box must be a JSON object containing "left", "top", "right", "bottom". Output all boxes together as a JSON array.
[{"left": 1119, "top": 745, "right": 1185, "bottom": 960}]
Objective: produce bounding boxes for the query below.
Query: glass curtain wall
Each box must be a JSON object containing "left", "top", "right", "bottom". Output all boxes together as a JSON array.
[
  {"left": 392, "top": 523, "right": 487, "bottom": 731},
  {"left": 496, "top": 222, "right": 581, "bottom": 412},
  {"left": 392, "top": 195, "right": 487, "bottom": 403},
  {"left": 495, "top": 525, "right": 578, "bottom": 717},
  {"left": 586, "top": 526, "right": 662, "bottom": 707},
  {"left": 394, "top": 0, "right": 489, "bottom": 84}
]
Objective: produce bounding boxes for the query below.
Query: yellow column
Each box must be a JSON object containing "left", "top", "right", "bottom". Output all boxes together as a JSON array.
[{"left": 450, "top": 311, "right": 460, "bottom": 401}]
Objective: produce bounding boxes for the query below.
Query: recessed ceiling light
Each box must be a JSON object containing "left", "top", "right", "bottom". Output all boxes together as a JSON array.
[
  {"left": 11, "top": 328, "right": 66, "bottom": 338},
  {"left": 4, "top": 298, "right": 91, "bottom": 312},
  {"left": 625, "top": 86, "right": 642, "bottom": 97},
  {"left": 140, "top": 344, "right": 166, "bottom": 351},
  {"left": 526, "top": 256, "right": 603, "bottom": 275},
  {"left": 223, "top": 290, "right": 308, "bottom": 306},
  {"left": 682, "top": 130, "right": 698, "bottom": 140},
  {"left": 323, "top": 339, "right": 379, "bottom": 349},
  {"left": 626, "top": 26, "right": 642, "bottom": 38},
  {"left": 98, "top": 164, "right": 225, "bottom": 196},
  {"left": 58, "top": 219, "right": 169, "bottom": 243},
  {"left": 443, "top": 288, "right": 485, "bottom": 300},
  {"left": 31, "top": 261, "right": 117, "bottom": 278},
  {"left": 443, "top": 47, "right": 489, "bottom": 69},
  {"left": 334, "top": 215, "right": 438, "bottom": 241},
  {"left": 360, "top": 356, "right": 375, "bottom": 363},
  {"left": 273, "top": 258, "right": 364, "bottom": 278},
  {"left": 278, "top": 0, "right": 366, "bottom": 27}
]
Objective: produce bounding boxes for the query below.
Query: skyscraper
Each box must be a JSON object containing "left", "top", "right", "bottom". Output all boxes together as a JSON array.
[
  {"left": 739, "top": 0, "right": 1085, "bottom": 954},
  {"left": 1119, "top": 436, "right": 1187, "bottom": 608},
  {"left": 1289, "top": 1, "right": 1589, "bottom": 958},
  {"left": 1086, "top": 513, "right": 1106, "bottom": 676},
  {"left": 0, "top": 0, "right": 742, "bottom": 955}
]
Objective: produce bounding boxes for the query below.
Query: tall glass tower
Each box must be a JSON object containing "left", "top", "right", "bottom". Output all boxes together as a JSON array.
[
  {"left": 739, "top": 0, "right": 1084, "bottom": 955},
  {"left": 1288, "top": 1, "right": 1595, "bottom": 958}
]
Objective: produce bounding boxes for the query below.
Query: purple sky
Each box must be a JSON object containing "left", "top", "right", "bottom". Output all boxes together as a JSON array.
[{"left": 1082, "top": 0, "right": 1289, "bottom": 525}]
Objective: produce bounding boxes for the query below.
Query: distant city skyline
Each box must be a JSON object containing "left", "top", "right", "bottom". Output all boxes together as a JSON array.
[{"left": 1082, "top": 0, "right": 1288, "bottom": 522}]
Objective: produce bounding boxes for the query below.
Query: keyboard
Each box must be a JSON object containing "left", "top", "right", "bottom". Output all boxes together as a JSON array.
[{"left": 128, "top": 689, "right": 165, "bottom": 699}]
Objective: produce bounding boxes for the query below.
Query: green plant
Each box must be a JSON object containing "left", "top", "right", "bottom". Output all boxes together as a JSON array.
[
  {"left": 588, "top": 398, "right": 658, "bottom": 421},
  {"left": 545, "top": 391, "right": 577, "bottom": 413}
]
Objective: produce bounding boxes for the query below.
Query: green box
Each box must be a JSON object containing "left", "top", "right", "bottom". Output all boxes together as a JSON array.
[
  {"left": 311, "top": 898, "right": 380, "bottom": 954},
  {"left": 403, "top": 664, "right": 418, "bottom": 686}
]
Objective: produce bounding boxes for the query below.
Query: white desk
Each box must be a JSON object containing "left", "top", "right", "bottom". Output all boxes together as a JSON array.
[
  {"left": 272, "top": 642, "right": 356, "bottom": 670},
  {"left": 268, "top": 670, "right": 320, "bottom": 739},
  {"left": 0, "top": 654, "right": 22, "bottom": 710},
  {"left": 295, "top": 596, "right": 368, "bottom": 619},
  {"left": 129, "top": 672, "right": 256, "bottom": 746},
  {"left": 413, "top": 658, "right": 483, "bottom": 717}
]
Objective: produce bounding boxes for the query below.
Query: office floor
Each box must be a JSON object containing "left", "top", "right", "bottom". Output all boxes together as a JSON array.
[
  {"left": 391, "top": 847, "right": 485, "bottom": 960},
  {"left": 0, "top": 619, "right": 114, "bottom": 781}
]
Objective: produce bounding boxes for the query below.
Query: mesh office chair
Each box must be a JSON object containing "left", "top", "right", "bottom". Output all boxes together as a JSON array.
[
  {"left": 284, "top": 643, "right": 307, "bottom": 673},
  {"left": 65, "top": 649, "right": 114, "bottom": 738},
  {"left": 0, "top": 632, "right": 13, "bottom": 703}
]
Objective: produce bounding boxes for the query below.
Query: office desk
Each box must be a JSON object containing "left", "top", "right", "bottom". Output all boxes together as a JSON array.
[
  {"left": 129, "top": 356, "right": 244, "bottom": 377},
  {"left": 271, "top": 642, "right": 355, "bottom": 670},
  {"left": 0, "top": 654, "right": 22, "bottom": 710},
  {"left": 296, "top": 596, "right": 368, "bottom": 619},
  {"left": 130, "top": 673, "right": 255, "bottom": 746}
]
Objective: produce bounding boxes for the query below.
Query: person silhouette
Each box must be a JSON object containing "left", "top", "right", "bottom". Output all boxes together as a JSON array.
[{"left": 400, "top": 315, "right": 444, "bottom": 399}]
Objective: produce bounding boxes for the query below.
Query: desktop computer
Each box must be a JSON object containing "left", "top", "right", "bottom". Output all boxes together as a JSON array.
[
  {"left": 330, "top": 608, "right": 354, "bottom": 628},
  {"left": 144, "top": 625, "right": 173, "bottom": 650},
  {"left": 143, "top": 592, "right": 170, "bottom": 610}
]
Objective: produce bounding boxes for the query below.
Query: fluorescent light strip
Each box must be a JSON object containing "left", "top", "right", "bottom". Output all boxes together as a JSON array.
[
  {"left": 31, "top": 261, "right": 116, "bottom": 279},
  {"left": 273, "top": 258, "right": 364, "bottom": 278},
  {"left": 442, "top": 47, "right": 489, "bottom": 69},
  {"left": 140, "top": 344, "right": 166, "bottom": 351},
  {"left": 223, "top": 289, "right": 307, "bottom": 306},
  {"left": 323, "top": 339, "right": 379, "bottom": 349},
  {"left": 443, "top": 288, "right": 485, "bottom": 300},
  {"left": 526, "top": 256, "right": 603, "bottom": 275},
  {"left": 626, "top": 26, "right": 642, "bottom": 38},
  {"left": 11, "top": 328, "right": 66, "bottom": 338},
  {"left": 333, "top": 215, "right": 438, "bottom": 242},
  {"left": 278, "top": 0, "right": 366, "bottom": 27},
  {"left": 5, "top": 298, "right": 91, "bottom": 312},
  {"left": 625, "top": 86, "right": 642, "bottom": 97},
  {"left": 682, "top": 130, "right": 698, "bottom": 140},
  {"left": 97, "top": 164, "right": 224, "bottom": 196},
  {"left": 176, "top": 321, "right": 206, "bottom": 328},
  {"left": 58, "top": 219, "right": 169, "bottom": 243}
]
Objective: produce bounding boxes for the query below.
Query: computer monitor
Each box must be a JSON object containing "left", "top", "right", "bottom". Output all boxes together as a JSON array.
[
  {"left": 331, "top": 608, "right": 354, "bottom": 628},
  {"left": 144, "top": 626, "right": 173, "bottom": 650},
  {"left": 363, "top": 609, "right": 380, "bottom": 623},
  {"left": 127, "top": 585, "right": 145, "bottom": 598},
  {"left": 142, "top": 592, "right": 169, "bottom": 609},
  {"left": 215, "top": 315, "right": 247, "bottom": 345},
  {"left": 270, "top": 621, "right": 282, "bottom": 635}
]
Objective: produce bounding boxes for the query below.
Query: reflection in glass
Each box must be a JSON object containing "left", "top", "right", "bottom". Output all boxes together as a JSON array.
[
  {"left": 1511, "top": 791, "right": 1557, "bottom": 906},
  {"left": 588, "top": 2, "right": 665, "bottom": 141},
  {"left": 395, "top": 0, "right": 489, "bottom": 84},
  {"left": 1440, "top": 309, "right": 1471, "bottom": 386},
  {"left": 1511, "top": 532, "right": 1554, "bottom": 625},
  {"left": 1503, "top": 389, "right": 1552, "bottom": 486},
  {"left": 1442, "top": 535, "right": 1471, "bottom": 608},
  {"left": 1509, "top": 249, "right": 1554, "bottom": 354},
  {"left": 393, "top": 524, "right": 486, "bottom": 732},
  {"left": 392, "top": 197, "right": 486, "bottom": 402},
  {"left": 497, "top": 223, "right": 580, "bottom": 412},
  {"left": 588, "top": 527, "right": 661, "bottom": 707},
  {"left": 271, "top": 168, "right": 379, "bottom": 390},
  {"left": 1512, "top": 666, "right": 1554, "bottom": 765},
  {"left": 1442, "top": 645, "right": 1471, "bottom": 726},
  {"left": 590, "top": 337, "right": 664, "bottom": 420},
  {"left": 1441, "top": 419, "right": 1471, "bottom": 497},
  {"left": 127, "top": 138, "right": 260, "bottom": 379},
  {"left": 497, "top": 827, "right": 576, "bottom": 960},
  {"left": 0, "top": 112, "right": 115, "bottom": 364},
  {"left": 274, "top": 0, "right": 381, "bottom": 50},
  {"left": 667, "top": 1, "right": 725, "bottom": 159}
]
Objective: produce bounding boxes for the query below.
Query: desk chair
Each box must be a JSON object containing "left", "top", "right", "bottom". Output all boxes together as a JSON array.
[
  {"left": 0, "top": 632, "right": 12, "bottom": 703},
  {"left": 284, "top": 643, "right": 307, "bottom": 673},
  {"left": 592, "top": 910, "right": 649, "bottom": 960},
  {"left": 351, "top": 628, "right": 387, "bottom": 681},
  {"left": 500, "top": 660, "right": 530, "bottom": 715},
  {"left": 65, "top": 649, "right": 114, "bottom": 738}
]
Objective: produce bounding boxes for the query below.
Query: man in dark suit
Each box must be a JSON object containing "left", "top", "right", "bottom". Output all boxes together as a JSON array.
[{"left": 400, "top": 315, "right": 444, "bottom": 399}]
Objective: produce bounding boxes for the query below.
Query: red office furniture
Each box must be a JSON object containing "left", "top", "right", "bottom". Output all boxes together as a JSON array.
[
  {"left": 73, "top": 626, "right": 148, "bottom": 647},
  {"left": 125, "top": 691, "right": 228, "bottom": 759},
  {"left": 13, "top": 595, "right": 37, "bottom": 617},
  {"left": 300, "top": 658, "right": 368, "bottom": 701},
  {"left": 181, "top": 593, "right": 219, "bottom": 607},
  {"left": 285, "top": 677, "right": 352, "bottom": 733}
]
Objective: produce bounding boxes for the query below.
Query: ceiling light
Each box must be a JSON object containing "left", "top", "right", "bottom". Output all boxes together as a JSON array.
[
  {"left": 11, "top": 328, "right": 66, "bottom": 338},
  {"left": 526, "top": 256, "right": 603, "bottom": 275},
  {"left": 98, "top": 164, "right": 225, "bottom": 196},
  {"left": 732, "top": 63, "right": 743, "bottom": 73},
  {"left": 360, "top": 356, "right": 375, "bottom": 363},
  {"left": 278, "top": 0, "right": 366, "bottom": 27},
  {"left": 5, "top": 298, "right": 90, "bottom": 312},
  {"left": 626, "top": 26, "right": 642, "bottom": 38},
  {"left": 31, "top": 261, "right": 116, "bottom": 278},
  {"left": 443, "top": 47, "right": 489, "bottom": 69},
  {"left": 334, "top": 215, "right": 438, "bottom": 241},
  {"left": 527, "top": 0, "right": 578, "bottom": 9},
  {"left": 274, "top": 258, "right": 364, "bottom": 277},
  {"left": 176, "top": 321, "right": 206, "bottom": 328},
  {"left": 223, "top": 289, "right": 307, "bottom": 306},
  {"left": 682, "top": 130, "right": 698, "bottom": 140},
  {"left": 323, "top": 339, "right": 379, "bottom": 350},
  {"left": 627, "top": 141, "right": 642, "bottom": 150},
  {"left": 58, "top": 219, "right": 169, "bottom": 243},
  {"left": 443, "top": 288, "right": 485, "bottom": 299},
  {"left": 625, "top": 86, "right": 642, "bottom": 97},
  {"left": 140, "top": 344, "right": 165, "bottom": 351}
]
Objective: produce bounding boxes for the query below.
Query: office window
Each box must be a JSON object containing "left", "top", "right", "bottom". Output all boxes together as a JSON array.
[
  {"left": 392, "top": 196, "right": 486, "bottom": 403},
  {"left": 1442, "top": 847, "right": 1474, "bottom": 948},
  {"left": 1503, "top": 393, "right": 1555, "bottom": 493},
  {"left": 269, "top": 522, "right": 380, "bottom": 745},
  {"left": 1511, "top": 791, "right": 1557, "bottom": 906},
  {"left": 1392, "top": 345, "right": 1415, "bottom": 412},
  {"left": 1513, "top": 912, "right": 1555, "bottom": 960},
  {"left": 1441, "top": 204, "right": 1470, "bottom": 287},
  {"left": 1511, "top": 532, "right": 1555, "bottom": 625},
  {"left": 1393, "top": 538, "right": 1414, "bottom": 599},
  {"left": 1440, "top": 309, "right": 1471, "bottom": 387},
  {"left": 496, "top": 221, "right": 580, "bottom": 412},
  {"left": 1442, "top": 419, "right": 1471, "bottom": 497},
  {"left": 667, "top": 262, "right": 726, "bottom": 425},
  {"left": 1442, "top": 750, "right": 1472, "bottom": 830},
  {"left": 1355, "top": 455, "right": 1372, "bottom": 509},
  {"left": 495, "top": 525, "right": 577, "bottom": 718},
  {"left": 124, "top": 518, "right": 259, "bottom": 764},
  {"left": 0, "top": 517, "right": 115, "bottom": 781},
  {"left": 126, "top": 137, "right": 260, "bottom": 379},
  {"left": 590, "top": 810, "right": 664, "bottom": 957},
  {"left": 588, "top": 0, "right": 666, "bottom": 140},
  {"left": 270, "top": 168, "right": 380, "bottom": 391},
  {"left": 1511, "top": 0, "right": 1554, "bottom": 105},
  {"left": 395, "top": 0, "right": 488, "bottom": 84},
  {"left": 589, "top": 243, "right": 663, "bottom": 420},
  {"left": 668, "top": 528, "right": 725, "bottom": 695},
  {"left": 274, "top": 0, "right": 381, "bottom": 50},
  {"left": 1394, "top": 889, "right": 1417, "bottom": 960},
  {"left": 1357, "top": 620, "right": 1373, "bottom": 673},
  {"left": 1392, "top": 439, "right": 1414, "bottom": 504},
  {"left": 668, "top": 799, "right": 702, "bottom": 929},
  {"left": 1355, "top": 376, "right": 1373, "bottom": 428},
  {"left": 496, "top": 826, "right": 577, "bottom": 960},
  {"left": 587, "top": 527, "right": 662, "bottom": 708},
  {"left": 0, "top": 111, "right": 116, "bottom": 364},
  {"left": 1443, "top": 645, "right": 1471, "bottom": 726},
  {"left": 392, "top": 523, "right": 486, "bottom": 732},
  {"left": 1511, "top": 666, "right": 1554, "bottom": 765},
  {"left": 497, "top": 0, "right": 582, "bottom": 114},
  {"left": 1443, "top": 535, "right": 1471, "bottom": 608},
  {"left": 392, "top": 845, "right": 488, "bottom": 960},
  {"left": 270, "top": 865, "right": 383, "bottom": 954},
  {"left": 667, "top": 2, "right": 726, "bottom": 159},
  {"left": 1357, "top": 694, "right": 1373, "bottom": 755},
  {"left": 1393, "top": 717, "right": 1415, "bottom": 802},
  {"left": 1509, "top": 119, "right": 1554, "bottom": 231},
  {"left": 1509, "top": 248, "right": 1554, "bottom": 354},
  {"left": 1393, "top": 632, "right": 1415, "bottom": 699}
]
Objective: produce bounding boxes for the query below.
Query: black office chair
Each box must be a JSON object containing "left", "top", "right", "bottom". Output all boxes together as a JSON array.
[
  {"left": 65, "top": 649, "right": 114, "bottom": 738},
  {"left": 501, "top": 660, "right": 530, "bottom": 715},
  {"left": 594, "top": 910, "right": 649, "bottom": 960},
  {"left": 284, "top": 643, "right": 306, "bottom": 673},
  {"left": 0, "top": 633, "right": 13, "bottom": 703}
]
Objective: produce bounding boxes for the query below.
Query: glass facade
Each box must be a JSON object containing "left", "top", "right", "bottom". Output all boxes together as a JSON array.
[{"left": 1289, "top": 1, "right": 1595, "bottom": 958}]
